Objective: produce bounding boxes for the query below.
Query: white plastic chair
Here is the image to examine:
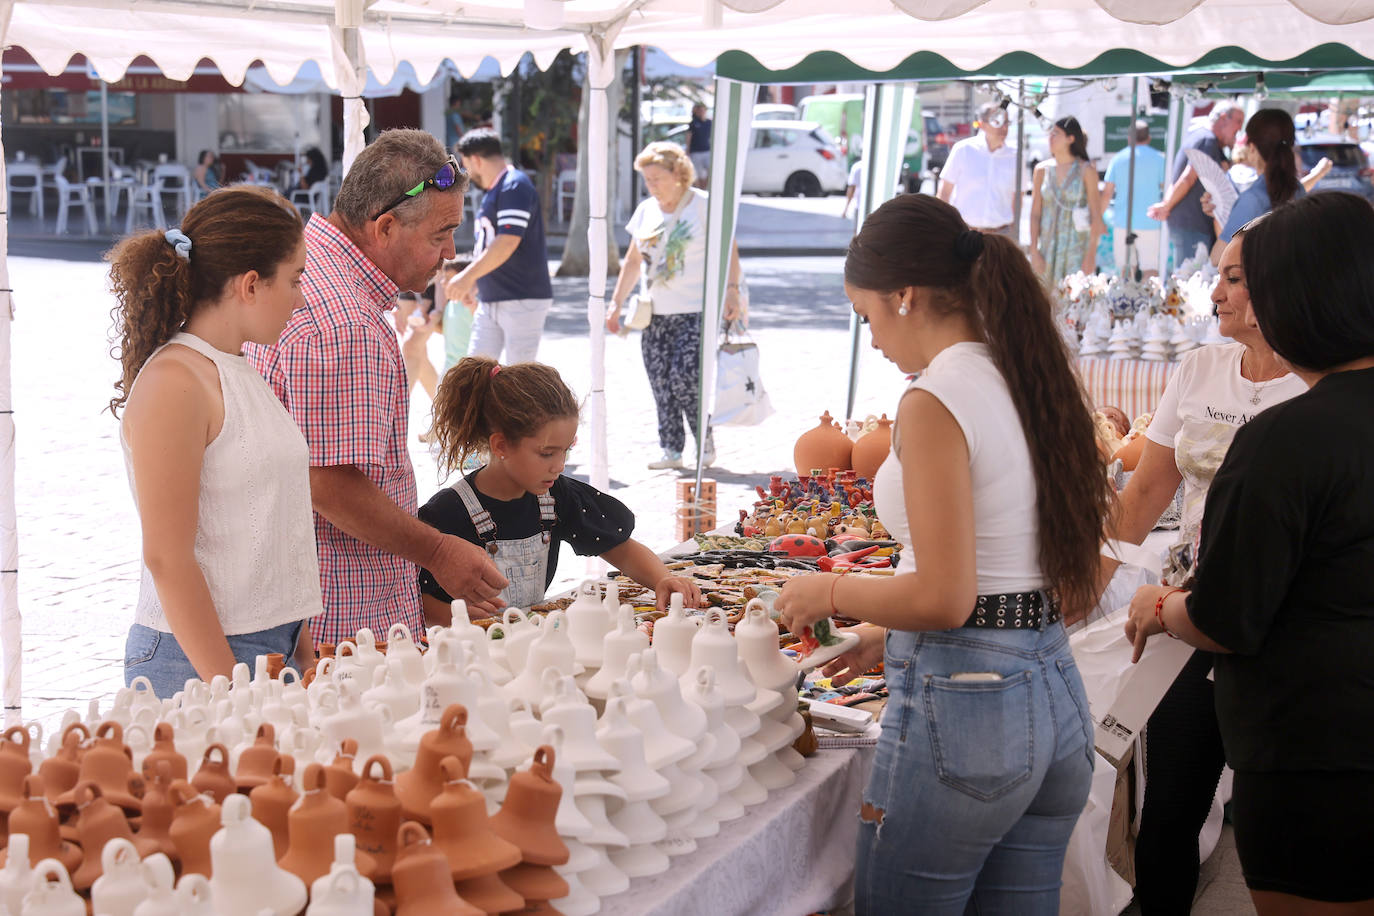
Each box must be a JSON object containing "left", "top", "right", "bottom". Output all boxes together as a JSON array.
[
  {"left": 555, "top": 168, "right": 576, "bottom": 223},
  {"left": 125, "top": 174, "right": 168, "bottom": 233},
  {"left": 289, "top": 180, "right": 330, "bottom": 219},
  {"left": 7, "top": 160, "right": 45, "bottom": 221},
  {"left": 152, "top": 164, "right": 193, "bottom": 221},
  {"left": 41, "top": 155, "right": 68, "bottom": 195},
  {"left": 53, "top": 174, "right": 97, "bottom": 235}
]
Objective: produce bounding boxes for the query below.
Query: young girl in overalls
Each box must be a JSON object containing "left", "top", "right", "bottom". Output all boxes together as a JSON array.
[{"left": 417, "top": 357, "right": 702, "bottom": 623}]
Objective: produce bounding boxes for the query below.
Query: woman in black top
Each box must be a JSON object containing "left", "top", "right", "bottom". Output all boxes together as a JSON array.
[
  {"left": 1127, "top": 192, "right": 1374, "bottom": 912},
  {"left": 299, "top": 147, "right": 328, "bottom": 189}
]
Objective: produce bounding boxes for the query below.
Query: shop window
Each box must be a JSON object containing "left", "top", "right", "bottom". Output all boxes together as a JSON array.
[
  {"left": 217, "top": 94, "right": 324, "bottom": 153},
  {"left": 10, "top": 89, "right": 137, "bottom": 125}
]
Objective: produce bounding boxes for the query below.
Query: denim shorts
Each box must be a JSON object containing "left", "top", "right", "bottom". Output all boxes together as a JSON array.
[
  {"left": 855, "top": 622, "right": 1095, "bottom": 915},
  {"left": 124, "top": 620, "right": 302, "bottom": 699}
]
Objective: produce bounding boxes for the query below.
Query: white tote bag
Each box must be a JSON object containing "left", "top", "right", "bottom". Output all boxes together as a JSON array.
[{"left": 714, "top": 321, "right": 773, "bottom": 427}]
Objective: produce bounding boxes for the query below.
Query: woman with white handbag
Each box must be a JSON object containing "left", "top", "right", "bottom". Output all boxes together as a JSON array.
[{"left": 606, "top": 141, "right": 743, "bottom": 470}]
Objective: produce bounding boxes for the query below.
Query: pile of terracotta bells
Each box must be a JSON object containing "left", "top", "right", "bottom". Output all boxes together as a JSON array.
[{"left": 0, "top": 582, "right": 810, "bottom": 915}]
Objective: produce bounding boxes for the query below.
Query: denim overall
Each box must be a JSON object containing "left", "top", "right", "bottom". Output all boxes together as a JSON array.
[{"left": 451, "top": 477, "right": 556, "bottom": 610}]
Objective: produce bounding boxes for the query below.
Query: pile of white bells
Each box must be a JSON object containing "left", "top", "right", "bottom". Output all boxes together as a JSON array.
[
  {"left": 1078, "top": 307, "right": 1227, "bottom": 361},
  {"left": 2, "top": 581, "right": 809, "bottom": 916}
]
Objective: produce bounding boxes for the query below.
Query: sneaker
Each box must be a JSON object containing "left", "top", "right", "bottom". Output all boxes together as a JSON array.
[{"left": 647, "top": 450, "right": 684, "bottom": 470}]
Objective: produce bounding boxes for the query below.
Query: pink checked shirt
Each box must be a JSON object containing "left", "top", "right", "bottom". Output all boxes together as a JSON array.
[{"left": 245, "top": 215, "right": 424, "bottom": 646}]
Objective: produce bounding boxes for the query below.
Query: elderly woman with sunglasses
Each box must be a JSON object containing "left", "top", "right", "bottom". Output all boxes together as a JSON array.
[{"left": 246, "top": 129, "right": 508, "bottom": 648}]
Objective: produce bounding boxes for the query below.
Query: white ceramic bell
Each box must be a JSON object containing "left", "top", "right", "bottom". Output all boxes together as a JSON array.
[
  {"left": 779, "top": 744, "right": 807, "bottom": 771},
  {"left": 731, "top": 763, "right": 769, "bottom": 807},
  {"left": 656, "top": 805, "right": 699, "bottom": 857},
  {"left": 680, "top": 610, "right": 757, "bottom": 707},
  {"left": 483, "top": 618, "right": 513, "bottom": 677},
  {"left": 123, "top": 722, "right": 154, "bottom": 772},
  {"left": 350, "top": 629, "right": 387, "bottom": 680},
  {"left": 130, "top": 854, "right": 178, "bottom": 916},
  {"left": 542, "top": 678, "right": 620, "bottom": 773},
  {"left": 21, "top": 859, "right": 84, "bottom": 916},
  {"left": 173, "top": 874, "right": 215, "bottom": 916},
  {"left": 306, "top": 835, "right": 374, "bottom": 916},
  {"left": 597, "top": 697, "right": 670, "bottom": 802},
  {"left": 127, "top": 676, "right": 163, "bottom": 721},
  {"left": 499, "top": 609, "right": 542, "bottom": 675},
  {"left": 0, "top": 834, "right": 32, "bottom": 915},
  {"left": 528, "top": 611, "right": 580, "bottom": 677},
  {"left": 650, "top": 592, "right": 700, "bottom": 676},
  {"left": 606, "top": 794, "right": 667, "bottom": 847},
  {"left": 687, "top": 667, "right": 740, "bottom": 764},
  {"left": 735, "top": 734, "right": 768, "bottom": 768},
  {"left": 497, "top": 698, "right": 542, "bottom": 770},
  {"left": 747, "top": 751, "right": 797, "bottom": 791},
  {"left": 724, "top": 704, "right": 762, "bottom": 744},
  {"left": 540, "top": 725, "right": 595, "bottom": 841},
  {"left": 572, "top": 789, "right": 629, "bottom": 849},
  {"left": 537, "top": 669, "right": 589, "bottom": 716},
  {"left": 551, "top": 865, "right": 601, "bottom": 916},
  {"left": 575, "top": 844, "right": 629, "bottom": 899},
  {"left": 602, "top": 580, "right": 620, "bottom": 620},
  {"left": 565, "top": 580, "right": 613, "bottom": 668},
  {"left": 631, "top": 649, "right": 706, "bottom": 741},
  {"left": 91, "top": 838, "right": 150, "bottom": 916},
  {"left": 361, "top": 656, "right": 421, "bottom": 722},
  {"left": 584, "top": 605, "right": 648, "bottom": 701},
  {"left": 646, "top": 760, "right": 698, "bottom": 819},
  {"left": 209, "top": 794, "right": 307, "bottom": 916},
  {"left": 735, "top": 600, "right": 802, "bottom": 690},
  {"left": 452, "top": 611, "right": 509, "bottom": 685},
  {"left": 383, "top": 623, "right": 426, "bottom": 686},
  {"left": 610, "top": 674, "right": 695, "bottom": 769},
  {"left": 317, "top": 680, "right": 390, "bottom": 764},
  {"left": 608, "top": 840, "right": 670, "bottom": 879},
  {"left": 704, "top": 761, "right": 746, "bottom": 821}
]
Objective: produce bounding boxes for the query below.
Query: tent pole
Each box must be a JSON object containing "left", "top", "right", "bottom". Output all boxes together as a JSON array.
[
  {"left": 1013, "top": 80, "right": 1026, "bottom": 244},
  {"left": 584, "top": 33, "right": 614, "bottom": 502},
  {"left": 331, "top": 2, "right": 370, "bottom": 176},
  {"left": 1125, "top": 76, "right": 1138, "bottom": 281},
  {"left": 1161, "top": 91, "right": 1182, "bottom": 272},
  {"left": 0, "top": 0, "right": 23, "bottom": 713},
  {"left": 101, "top": 79, "right": 112, "bottom": 226}
]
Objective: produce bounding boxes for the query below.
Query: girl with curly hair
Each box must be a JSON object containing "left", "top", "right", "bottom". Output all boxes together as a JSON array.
[{"left": 108, "top": 186, "right": 319, "bottom": 696}]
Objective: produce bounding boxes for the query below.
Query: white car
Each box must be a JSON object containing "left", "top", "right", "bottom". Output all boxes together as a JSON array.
[
  {"left": 742, "top": 120, "right": 849, "bottom": 196},
  {"left": 753, "top": 103, "right": 801, "bottom": 121}
]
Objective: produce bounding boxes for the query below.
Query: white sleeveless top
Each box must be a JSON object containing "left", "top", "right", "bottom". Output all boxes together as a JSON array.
[
  {"left": 873, "top": 342, "right": 1046, "bottom": 595},
  {"left": 122, "top": 332, "right": 323, "bottom": 635}
]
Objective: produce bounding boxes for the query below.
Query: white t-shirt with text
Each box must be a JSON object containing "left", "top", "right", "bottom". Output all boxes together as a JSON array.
[{"left": 626, "top": 188, "right": 707, "bottom": 316}]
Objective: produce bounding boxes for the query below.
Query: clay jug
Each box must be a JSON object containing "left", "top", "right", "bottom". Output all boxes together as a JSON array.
[
  {"left": 143, "top": 722, "right": 188, "bottom": 782},
  {"left": 249, "top": 756, "right": 299, "bottom": 860},
  {"left": 489, "top": 746, "right": 569, "bottom": 867},
  {"left": 208, "top": 794, "right": 307, "bottom": 916},
  {"left": 233, "top": 723, "right": 279, "bottom": 792},
  {"left": 191, "top": 743, "right": 236, "bottom": 804},
  {"left": 395, "top": 705, "right": 472, "bottom": 824},
  {"left": 498, "top": 861, "right": 569, "bottom": 906},
  {"left": 346, "top": 755, "right": 403, "bottom": 883},
  {"left": 430, "top": 757, "right": 522, "bottom": 881},
  {"left": 851, "top": 413, "right": 893, "bottom": 480},
  {"left": 168, "top": 780, "right": 221, "bottom": 877},
  {"left": 133, "top": 760, "right": 178, "bottom": 861},
  {"left": 0, "top": 776, "right": 81, "bottom": 873},
  {"left": 57, "top": 721, "right": 141, "bottom": 815},
  {"left": 793, "top": 411, "right": 852, "bottom": 476},
  {"left": 0, "top": 834, "right": 32, "bottom": 914},
  {"left": 91, "top": 837, "right": 149, "bottom": 916},
  {"left": 324, "top": 738, "right": 361, "bottom": 799},
  {"left": 37, "top": 723, "right": 87, "bottom": 805},
  {"left": 0, "top": 726, "right": 33, "bottom": 815},
  {"left": 21, "top": 858, "right": 85, "bottom": 916},
  {"left": 279, "top": 764, "right": 376, "bottom": 886},
  {"left": 69, "top": 781, "right": 137, "bottom": 891},
  {"left": 389, "top": 822, "right": 482, "bottom": 916}
]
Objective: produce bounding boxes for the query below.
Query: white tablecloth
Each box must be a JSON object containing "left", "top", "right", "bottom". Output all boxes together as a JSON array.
[{"left": 601, "top": 745, "right": 876, "bottom": 916}]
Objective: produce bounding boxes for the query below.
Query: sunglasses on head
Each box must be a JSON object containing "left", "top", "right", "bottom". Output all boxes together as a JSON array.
[{"left": 371, "top": 156, "right": 463, "bottom": 221}]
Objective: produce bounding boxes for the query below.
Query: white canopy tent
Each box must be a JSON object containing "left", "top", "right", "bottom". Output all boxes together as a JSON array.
[{"left": 3, "top": 0, "right": 1374, "bottom": 707}]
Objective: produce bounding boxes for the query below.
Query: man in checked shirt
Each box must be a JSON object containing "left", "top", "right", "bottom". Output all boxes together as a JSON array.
[{"left": 247, "top": 129, "right": 508, "bottom": 647}]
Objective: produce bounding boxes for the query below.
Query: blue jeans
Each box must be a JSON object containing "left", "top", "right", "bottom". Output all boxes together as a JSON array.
[
  {"left": 1169, "top": 227, "right": 1214, "bottom": 270},
  {"left": 124, "top": 620, "right": 302, "bottom": 699},
  {"left": 855, "top": 621, "right": 1094, "bottom": 915}
]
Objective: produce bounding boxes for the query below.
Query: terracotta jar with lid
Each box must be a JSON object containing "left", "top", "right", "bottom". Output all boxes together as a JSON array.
[
  {"left": 395, "top": 704, "right": 472, "bottom": 824},
  {"left": 489, "top": 746, "right": 569, "bottom": 868},
  {"left": 279, "top": 763, "right": 377, "bottom": 886},
  {"left": 793, "top": 411, "right": 853, "bottom": 476},
  {"left": 190, "top": 743, "right": 236, "bottom": 804},
  {"left": 56, "top": 721, "right": 141, "bottom": 815},
  {"left": 132, "top": 759, "right": 178, "bottom": 861},
  {"left": 168, "top": 779, "right": 221, "bottom": 877},
  {"left": 234, "top": 723, "right": 280, "bottom": 792},
  {"left": 250, "top": 756, "right": 299, "bottom": 860},
  {"left": 325, "top": 738, "right": 361, "bottom": 800},
  {"left": 851, "top": 413, "right": 894, "bottom": 481},
  {"left": 69, "top": 780, "right": 138, "bottom": 891},
  {"left": 390, "top": 821, "right": 483, "bottom": 916},
  {"left": 143, "top": 722, "right": 188, "bottom": 782},
  {"left": 37, "top": 723, "right": 88, "bottom": 805},
  {"left": 0, "top": 775, "right": 81, "bottom": 873},
  {"left": 346, "top": 755, "right": 403, "bottom": 884}
]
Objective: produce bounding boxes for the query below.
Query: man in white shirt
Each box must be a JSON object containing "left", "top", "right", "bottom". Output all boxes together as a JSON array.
[{"left": 937, "top": 102, "right": 1018, "bottom": 239}]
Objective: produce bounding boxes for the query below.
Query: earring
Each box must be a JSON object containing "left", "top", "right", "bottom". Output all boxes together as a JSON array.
[{"left": 898, "top": 301, "right": 910, "bottom": 316}]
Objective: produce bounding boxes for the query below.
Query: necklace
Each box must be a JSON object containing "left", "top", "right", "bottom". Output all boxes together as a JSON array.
[{"left": 1240, "top": 349, "right": 1285, "bottom": 405}]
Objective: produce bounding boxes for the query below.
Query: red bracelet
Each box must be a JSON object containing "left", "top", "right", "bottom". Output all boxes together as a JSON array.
[
  {"left": 829, "top": 570, "right": 848, "bottom": 617},
  {"left": 1155, "top": 587, "right": 1185, "bottom": 639}
]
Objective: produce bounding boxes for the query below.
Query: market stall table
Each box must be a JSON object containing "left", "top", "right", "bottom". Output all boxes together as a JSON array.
[{"left": 1076, "top": 357, "right": 1179, "bottom": 421}]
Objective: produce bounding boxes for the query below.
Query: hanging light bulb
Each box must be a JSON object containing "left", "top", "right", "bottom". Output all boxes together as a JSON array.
[{"left": 1255, "top": 74, "right": 1269, "bottom": 102}]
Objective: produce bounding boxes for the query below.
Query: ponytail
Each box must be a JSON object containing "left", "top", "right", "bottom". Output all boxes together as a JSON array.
[
  {"left": 1245, "top": 109, "right": 1301, "bottom": 208},
  {"left": 106, "top": 186, "right": 302, "bottom": 416},
  {"left": 846, "top": 194, "right": 1111, "bottom": 622},
  {"left": 430, "top": 357, "right": 580, "bottom": 473}
]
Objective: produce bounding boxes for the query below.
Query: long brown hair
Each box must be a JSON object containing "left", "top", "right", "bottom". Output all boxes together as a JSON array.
[
  {"left": 430, "top": 357, "right": 580, "bottom": 473},
  {"left": 106, "top": 186, "right": 302, "bottom": 415},
  {"left": 1244, "top": 108, "right": 1300, "bottom": 209},
  {"left": 846, "top": 194, "right": 1111, "bottom": 619}
]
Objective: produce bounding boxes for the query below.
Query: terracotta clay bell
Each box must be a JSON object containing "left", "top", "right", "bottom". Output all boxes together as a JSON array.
[
  {"left": 0, "top": 775, "right": 81, "bottom": 874},
  {"left": 191, "top": 743, "right": 236, "bottom": 804},
  {"left": 346, "top": 755, "right": 403, "bottom": 883},
  {"left": 250, "top": 756, "right": 299, "bottom": 860},
  {"left": 0, "top": 726, "right": 33, "bottom": 819},
  {"left": 56, "top": 721, "right": 141, "bottom": 815},
  {"left": 69, "top": 781, "right": 138, "bottom": 891},
  {"left": 132, "top": 760, "right": 178, "bottom": 861},
  {"left": 234, "top": 723, "right": 280, "bottom": 792},
  {"left": 498, "top": 861, "right": 569, "bottom": 908},
  {"left": 325, "top": 739, "right": 361, "bottom": 800},
  {"left": 168, "top": 779, "right": 221, "bottom": 878},
  {"left": 395, "top": 704, "right": 472, "bottom": 824},
  {"left": 279, "top": 763, "right": 377, "bottom": 886},
  {"left": 489, "top": 745, "right": 570, "bottom": 868},
  {"left": 429, "top": 759, "right": 524, "bottom": 914},
  {"left": 389, "top": 822, "right": 483, "bottom": 916},
  {"left": 37, "top": 723, "right": 88, "bottom": 806}
]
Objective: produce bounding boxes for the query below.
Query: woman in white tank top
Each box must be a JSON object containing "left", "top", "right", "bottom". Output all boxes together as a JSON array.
[
  {"left": 776, "top": 195, "right": 1110, "bottom": 914},
  {"left": 107, "top": 187, "right": 322, "bottom": 698}
]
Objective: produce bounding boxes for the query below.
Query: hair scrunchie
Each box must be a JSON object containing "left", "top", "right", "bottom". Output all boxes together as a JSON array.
[
  {"left": 164, "top": 229, "right": 192, "bottom": 261},
  {"left": 954, "top": 228, "right": 985, "bottom": 262}
]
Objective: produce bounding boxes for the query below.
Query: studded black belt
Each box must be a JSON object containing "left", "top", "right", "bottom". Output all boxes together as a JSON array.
[{"left": 963, "top": 590, "right": 1060, "bottom": 629}]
